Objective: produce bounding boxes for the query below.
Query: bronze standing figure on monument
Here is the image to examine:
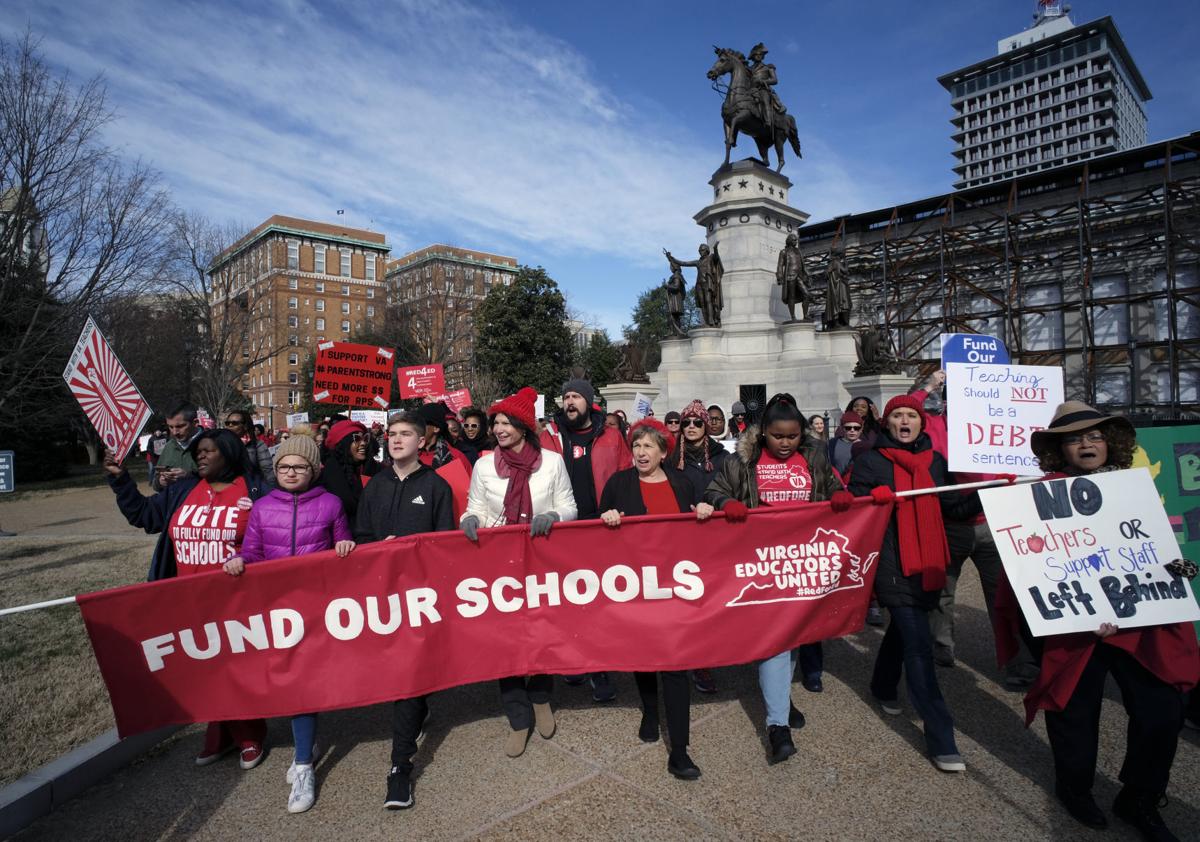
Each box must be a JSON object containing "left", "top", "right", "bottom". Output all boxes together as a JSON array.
[
  {"left": 706, "top": 43, "right": 802, "bottom": 172},
  {"left": 775, "top": 233, "right": 810, "bottom": 321},
  {"left": 823, "top": 248, "right": 853, "bottom": 329},
  {"left": 665, "top": 243, "right": 723, "bottom": 328},
  {"left": 663, "top": 251, "right": 688, "bottom": 336}
]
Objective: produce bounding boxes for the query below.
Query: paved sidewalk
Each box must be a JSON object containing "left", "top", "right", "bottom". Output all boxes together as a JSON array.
[{"left": 12, "top": 573, "right": 1200, "bottom": 841}]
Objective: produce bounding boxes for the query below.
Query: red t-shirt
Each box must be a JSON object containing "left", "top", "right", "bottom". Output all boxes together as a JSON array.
[
  {"left": 169, "top": 477, "right": 249, "bottom": 575},
  {"left": 755, "top": 451, "right": 813, "bottom": 505},
  {"left": 639, "top": 478, "right": 681, "bottom": 515}
]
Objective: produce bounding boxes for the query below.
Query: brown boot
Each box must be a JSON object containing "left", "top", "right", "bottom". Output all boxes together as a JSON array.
[
  {"left": 533, "top": 703, "right": 556, "bottom": 739},
  {"left": 505, "top": 727, "right": 529, "bottom": 758}
]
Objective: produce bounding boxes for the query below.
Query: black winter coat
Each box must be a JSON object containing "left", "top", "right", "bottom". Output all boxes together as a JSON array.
[
  {"left": 355, "top": 465, "right": 456, "bottom": 543},
  {"left": 599, "top": 467, "right": 695, "bottom": 516},
  {"left": 671, "top": 438, "right": 729, "bottom": 505},
  {"left": 109, "top": 469, "right": 268, "bottom": 582},
  {"left": 703, "top": 431, "right": 838, "bottom": 510},
  {"left": 847, "top": 430, "right": 981, "bottom": 610}
]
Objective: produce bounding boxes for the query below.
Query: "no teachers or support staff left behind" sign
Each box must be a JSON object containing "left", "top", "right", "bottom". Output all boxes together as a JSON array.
[{"left": 980, "top": 467, "right": 1200, "bottom": 636}]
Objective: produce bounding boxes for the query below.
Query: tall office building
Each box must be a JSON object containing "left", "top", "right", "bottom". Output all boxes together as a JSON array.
[{"left": 938, "top": 2, "right": 1151, "bottom": 189}]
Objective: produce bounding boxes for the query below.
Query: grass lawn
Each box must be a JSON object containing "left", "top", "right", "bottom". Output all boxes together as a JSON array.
[{"left": 0, "top": 536, "right": 151, "bottom": 787}]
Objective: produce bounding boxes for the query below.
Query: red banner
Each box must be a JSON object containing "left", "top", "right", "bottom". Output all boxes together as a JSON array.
[
  {"left": 62, "top": 316, "right": 152, "bottom": 463},
  {"left": 313, "top": 341, "right": 394, "bottom": 408},
  {"left": 77, "top": 502, "right": 891, "bottom": 737},
  {"left": 397, "top": 364, "right": 446, "bottom": 399},
  {"left": 422, "top": 388, "right": 472, "bottom": 414}
]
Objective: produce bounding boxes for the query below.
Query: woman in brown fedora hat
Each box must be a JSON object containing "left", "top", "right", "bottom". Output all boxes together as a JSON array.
[{"left": 997, "top": 401, "right": 1199, "bottom": 839}]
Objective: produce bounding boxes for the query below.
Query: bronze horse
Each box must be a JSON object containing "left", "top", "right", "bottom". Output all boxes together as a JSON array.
[{"left": 706, "top": 47, "right": 801, "bottom": 172}]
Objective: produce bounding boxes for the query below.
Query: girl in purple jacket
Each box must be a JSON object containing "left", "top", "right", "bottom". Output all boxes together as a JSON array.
[{"left": 223, "top": 433, "right": 355, "bottom": 814}]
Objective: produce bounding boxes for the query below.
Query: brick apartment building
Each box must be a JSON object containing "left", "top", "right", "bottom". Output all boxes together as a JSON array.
[
  {"left": 208, "top": 215, "right": 390, "bottom": 425},
  {"left": 385, "top": 244, "right": 519, "bottom": 385}
]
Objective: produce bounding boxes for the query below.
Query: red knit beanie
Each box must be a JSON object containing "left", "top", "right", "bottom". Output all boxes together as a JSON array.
[
  {"left": 841, "top": 411, "right": 862, "bottom": 426},
  {"left": 326, "top": 419, "right": 368, "bottom": 450},
  {"left": 488, "top": 387, "right": 539, "bottom": 433},
  {"left": 882, "top": 395, "right": 926, "bottom": 430},
  {"left": 628, "top": 417, "right": 676, "bottom": 455}
]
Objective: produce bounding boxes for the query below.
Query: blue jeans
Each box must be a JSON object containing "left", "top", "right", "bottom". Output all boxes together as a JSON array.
[
  {"left": 870, "top": 605, "right": 958, "bottom": 757},
  {"left": 797, "top": 642, "right": 823, "bottom": 681},
  {"left": 758, "top": 649, "right": 797, "bottom": 727},
  {"left": 292, "top": 714, "right": 317, "bottom": 764}
]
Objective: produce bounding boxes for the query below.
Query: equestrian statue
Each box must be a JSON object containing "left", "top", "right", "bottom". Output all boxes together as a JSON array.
[{"left": 706, "top": 42, "right": 802, "bottom": 172}]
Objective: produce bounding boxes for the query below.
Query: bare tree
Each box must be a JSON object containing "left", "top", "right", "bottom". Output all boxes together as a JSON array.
[
  {"left": 163, "top": 210, "right": 288, "bottom": 416},
  {"left": 0, "top": 32, "right": 173, "bottom": 433}
]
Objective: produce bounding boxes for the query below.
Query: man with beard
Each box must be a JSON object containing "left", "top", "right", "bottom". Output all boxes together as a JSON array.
[{"left": 540, "top": 378, "right": 631, "bottom": 703}]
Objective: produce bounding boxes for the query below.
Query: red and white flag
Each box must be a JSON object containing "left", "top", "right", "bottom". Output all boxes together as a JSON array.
[{"left": 63, "top": 317, "right": 152, "bottom": 463}]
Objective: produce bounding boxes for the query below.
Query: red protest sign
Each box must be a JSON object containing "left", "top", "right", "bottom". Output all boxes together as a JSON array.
[
  {"left": 76, "top": 501, "right": 891, "bottom": 737},
  {"left": 445, "top": 388, "right": 472, "bottom": 413},
  {"left": 397, "top": 364, "right": 446, "bottom": 399},
  {"left": 313, "top": 341, "right": 394, "bottom": 408},
  {"left": 63, "top": 317, "right": 152, "bottom": 463}
]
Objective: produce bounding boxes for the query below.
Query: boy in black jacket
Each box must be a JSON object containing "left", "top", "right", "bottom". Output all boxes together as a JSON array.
[{"left": 356, "top": 411, "right": 456, "bottom": 811}]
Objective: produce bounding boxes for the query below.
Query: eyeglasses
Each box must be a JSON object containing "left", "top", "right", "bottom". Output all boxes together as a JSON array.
[
  {"left": 681, "top": 418, "right": 707, "bottom": 429},
  {"left": 1062, "top": 430, "right": 1106, "bottom": 446},
  {"left": 276, "top": 464, "right": 312, "bottom": 475}
]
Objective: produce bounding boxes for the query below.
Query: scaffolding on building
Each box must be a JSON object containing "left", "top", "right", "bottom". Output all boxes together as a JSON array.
[{"left": 797, "top": 133, "right": 1200, "bottom": 420}]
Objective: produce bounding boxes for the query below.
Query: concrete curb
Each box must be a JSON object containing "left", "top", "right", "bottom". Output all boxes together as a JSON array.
[{"left": 0, "top": 725, "right": 179, "bottom": 839}]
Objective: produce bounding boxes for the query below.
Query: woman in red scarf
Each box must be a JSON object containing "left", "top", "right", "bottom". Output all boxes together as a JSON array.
[
  {"left": 460, "top": 387, "right": 578, "bottom": 759},
  {"left": 995, "top": 402, "right": 1198, "bottom": 839},
  {"left": 847, "top": 395, "right": 981, "bottom": 773}
]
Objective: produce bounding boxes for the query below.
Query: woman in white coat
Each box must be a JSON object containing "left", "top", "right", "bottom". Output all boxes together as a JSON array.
[{"left": 460, "top": 386, "right": 577, "bottom": 758}]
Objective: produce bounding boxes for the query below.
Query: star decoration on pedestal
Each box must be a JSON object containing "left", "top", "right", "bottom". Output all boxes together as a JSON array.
[
  {"left": 758, "top": 181, "right": 764, "bottom": 191},
  {"left": 738, "top": 179, "right": 748, "bottom": 189},
  {"left": 768, "top": 186, "right": 775, "bottom": 196},
  {"left": 723, "top": 183, "right": 731, "bottom": 192}
]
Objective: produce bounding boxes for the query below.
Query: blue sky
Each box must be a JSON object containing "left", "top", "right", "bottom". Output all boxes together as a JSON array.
[{"left": 2, "top": 0, "right": 1197, "bottom": 337}]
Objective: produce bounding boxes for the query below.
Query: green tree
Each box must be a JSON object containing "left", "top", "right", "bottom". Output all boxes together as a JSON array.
[
  {"left": 475, "top": 266, "right": 574, "bottom": 395},
  {"left": 622, "top": 283, "right": 700, "bottom": 372},
  {"left": 578, "top": 330, "right": 620, "bottom": 388}
]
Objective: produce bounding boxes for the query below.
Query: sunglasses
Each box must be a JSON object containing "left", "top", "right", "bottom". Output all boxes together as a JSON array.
[
  {"left": 843, "top": 424, "right": 862, "bottom": 431},
  {"left": 224, "top": 419, "right": 244, "bottom": 428},
  {"left": 462, "top": 422, "right": 481, "bottom": 429},
  {"left": 681, "top": 418, "right": 707, "bottom": 428},
  {"left": 348, "top": 431, "right": 369, "bottom": 443}
]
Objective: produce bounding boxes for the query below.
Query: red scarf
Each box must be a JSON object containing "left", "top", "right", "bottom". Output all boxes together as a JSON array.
[
  {"left": 493, "top": 441, "right": 543, "bottom": 526},
  {"left": 880, "top": 447, "right": 949, "bottom": 591}
]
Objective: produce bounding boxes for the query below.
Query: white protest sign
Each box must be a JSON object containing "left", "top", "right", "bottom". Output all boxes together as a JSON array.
[
  {"left": 535, "top": 394, "right": 546, "bottom": 420},
  {"left": 945, "top": 362, "right": 1063, "bottom": 476},
  {"left": 633, "top": 393, "right": 653, "bottom": 419},
  {"left": 286, "top": 411, "right": 309, "bottom": 427},
  {"left": 350, "top": 409, "right": 388, "bottom": 427},
  {"left": 980, "top": 468, "right": 1200, "bottom": 636}
]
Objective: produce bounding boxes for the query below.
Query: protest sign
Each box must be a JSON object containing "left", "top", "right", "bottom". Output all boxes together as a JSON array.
[
  {"left": 445, "top": 388, "right": 472, "bottom": 413},
  {"left": 349, "top": 409, "right": 388, "bottom": 427},
  {"left": 313, "top": 341, "right": 394, "bottom": 408},
  {"left": 945, "top": 362, "right": 1063, "bottom": 475},
  {"left": 940, "top": 333, "right": 1010, "bottom": 367},
  {"left": 535, "top": 394, "right": 546, "bottom": 420},
  {"left": 196, "top": 409, "right": 215, "bottom": 429},
  {"left": 1134, "top": 425, "right": 1200, "bottom": 614},
  {"left": 77, "top": 501, "right": 891, "bottom": 737},
  {"left": 0, "top": 451, "right": 13, "bottom": 493},
  {"left": 286, "top": 411, "right": 309, "bottom": 427},
  {"left": 63, "top": 317, "right": 152, "bottom": 464},
  {"left": 634, "top": 393, "right": 653, "bottom": 419},
  {"left": 397, "top": 364, "right": 446, "bottom": 399},
  {"left": 980, "top": 468, "right": 1200, "bottom": 636}
]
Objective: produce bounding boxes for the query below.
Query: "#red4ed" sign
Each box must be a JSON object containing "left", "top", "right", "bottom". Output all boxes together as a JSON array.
[
  {"left": 398, "top": 364, "right": 446, "bottom": 399},
  {"left": 313, "top": 342, "right": 394, "bottom": 408}
]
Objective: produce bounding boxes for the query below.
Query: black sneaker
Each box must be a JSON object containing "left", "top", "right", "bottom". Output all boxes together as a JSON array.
[
  {"left": 1055, "top": 784, "right": 1107, "bottom": 829},
  {"left": 384, "top": 767, "right": 413, "bottom": 810},
  {"left": 767, "top": 725, "right": 796, "bottom": 764},
  {"left": 638, "top": 713, "right": 659, "bottom": 743},
  {"left": 590, "top": 672, "right": 617, "bottom": 703},
  {"left": 788, "top": 703, "right": 806, "bottom": 729},
  {"left": 562, "top": 674, "right": 587, "bottom": 686},
  {"left": 667, "top": 751, "right": 702, "bottom": 780},
  {"left": 1113, "top": 787, "right": 1178, "bottom": 842}
]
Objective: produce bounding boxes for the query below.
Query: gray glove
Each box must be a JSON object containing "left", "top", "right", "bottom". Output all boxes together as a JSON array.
[
  {"left": 461, "top": 515, "right": 480, "bottom": 542},
  {"left": 530, "top": 511, "right": 559, "bottom": 537}
]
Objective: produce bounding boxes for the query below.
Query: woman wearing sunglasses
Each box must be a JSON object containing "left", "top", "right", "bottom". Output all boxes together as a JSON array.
[
  {"left": 318, "top": 419, "right": 379, "bottom": 524},
  {"left": 454, "top": 407, "right": 489, "bottom": 465}
]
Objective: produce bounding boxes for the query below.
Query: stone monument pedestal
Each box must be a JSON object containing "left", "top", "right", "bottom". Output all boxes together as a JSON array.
[
  {"left": 841, "top": 374, "right": 914, "bottom": 413},
  {"left": 599, "top": 381, "right": 660, "bottom": 419},
  {"left": 647, "top": 160, "right": 865, "bottom": 419}
]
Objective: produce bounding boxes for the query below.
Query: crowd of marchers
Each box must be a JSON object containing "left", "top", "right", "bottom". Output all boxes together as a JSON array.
[{"left": 102, "top": 373, "right": 1199, "bottom": 841}]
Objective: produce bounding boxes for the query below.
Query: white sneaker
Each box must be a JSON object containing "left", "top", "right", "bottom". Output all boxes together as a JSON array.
[
  {"left": 879, "top": 699, "right": 902, "bottom": 716},
  {"left": 286, "top": 743, "right": 321, "bottom": 784},
  {"left": 287, "top": 765, "right": 316, "bottom": 813},
  {"left": 933, "top": 753, "right": 966, "bottom": 773}
]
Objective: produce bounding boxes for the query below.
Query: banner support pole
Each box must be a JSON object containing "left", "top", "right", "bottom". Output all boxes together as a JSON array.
[{"left": 0, "top": 596, "right": 78, "bottom": 617}]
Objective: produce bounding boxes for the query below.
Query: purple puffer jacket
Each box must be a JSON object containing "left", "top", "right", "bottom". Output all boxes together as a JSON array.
[{"left": 241, "top": 487, "right": 352, "bottom": 563}]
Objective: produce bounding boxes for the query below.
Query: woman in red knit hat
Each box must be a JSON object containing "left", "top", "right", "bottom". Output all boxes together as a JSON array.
[
  {"left": 847, "top": 394, "right": 981, "bottom": 773},
  {"left": 318, "top": 419, "right": 379, "bottom": 524},
  {"left": 598, "top": 417, "right": 715, "bottom": 780},
  {"left": 460, "top": 387, "right": 578, "bottom": 758}
]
